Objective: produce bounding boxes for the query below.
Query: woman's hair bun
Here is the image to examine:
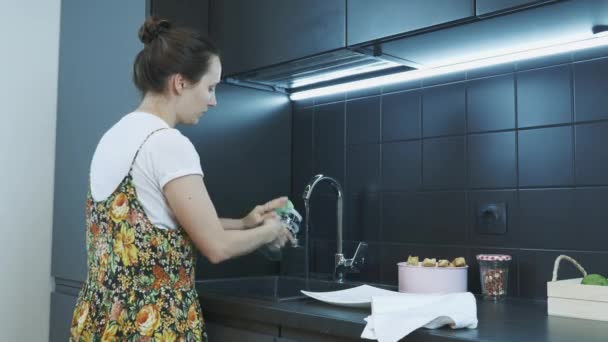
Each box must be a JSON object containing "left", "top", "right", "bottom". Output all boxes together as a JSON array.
[{"left": 138, "top": 16, "right": 172, "bottom": 45}]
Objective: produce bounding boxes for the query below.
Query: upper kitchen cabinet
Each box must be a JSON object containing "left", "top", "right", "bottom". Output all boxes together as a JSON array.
[
  {"left": 476, "top": 0, "right": 549, "bottom": 16},
  {"left": 377, "top": 0, "right": 608, "bottom": 69},
  {"left": 148, "top": 0, "right": 209, "bottom": 34},
  {"left": 347, "top": 0, "right": 474, "bottom": 46},
  {"left": 209, "top": 0, "right": 346, "bottom": 76}
]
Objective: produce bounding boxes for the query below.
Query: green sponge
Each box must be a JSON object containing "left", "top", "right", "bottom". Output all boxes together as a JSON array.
[
  {"left": 275, "top": 199, "right": 295, "bottom": 215},
  {"left": 581, "top": 274, "right": 608, "bottom": 286}
]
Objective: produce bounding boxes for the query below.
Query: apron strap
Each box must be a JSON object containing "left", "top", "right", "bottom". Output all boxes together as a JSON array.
[{"left": 128, "top": 127, "right": 170, "bottom": 174}]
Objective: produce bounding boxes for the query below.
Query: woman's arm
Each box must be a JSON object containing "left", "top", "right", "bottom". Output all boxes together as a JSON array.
[
  {"left": 164, "top": 175, "right": 293, "bottom": 263},
  {"left": 219, "top": 197, "right": 289, "bottom": 230},
  {"left": 219, "top": 218, "right": 246, "bottom": 230}
]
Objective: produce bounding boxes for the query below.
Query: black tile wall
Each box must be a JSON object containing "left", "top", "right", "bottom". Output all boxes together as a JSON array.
[
  {"left": 572, "top": 188, "right": 608, "bottom": 251},
  {"left": 574, "top": 58, "right": 608, "bottom": 121},
  {"left": 575, "top": 122, "right": 608, "bottom": 184},
  {"left": 468, "top": 132, "right": 517, "bottom": 188},
  {"left": 382, "top": 90, "right": 421, "bottom": 141},
  {"left": 422, "top": 83, "right": 466, "bottom": 137},
  {"left": 313, "top": 102, "right": 345, "bottom": 194},
  {"left": 381, "top": 192, "right": 425, "bottom": 243},
  {"left": 290, "top": 52, "right": 608, "bottom": 300},
  {"left": 517, "top": 65, "right": 572, "bottom": 128},
  {"left": 423, "top": 136, "right": 467, "bottom": 189},
  {"left": 518, "top": 127, "right": 573, "bottom": 187},
  {"left": 346, "top": 96, "right": 380, "bottom": 144},
  {"left": 422, "top": 191, "right": 467, "bottom": 245},
  {"left": 381, "top": 141, "right": 421, "bottom": 191},
  {"left": 467, "top": 74, "right": 515, "bottom": 132},
  {"left": 517, "top": 189, "right": 576, "bottom": 249},
  {"left": 308, "top": 193, "right": 337, "bottom": 240},
  {"left": 345, "top": 194, "right": 381, "bottom": 242},
  {"left": 345, "top": 144, "right": 380, "bottom": 196},
  {"left": 291, "top": 107, "right": 313, "bottom": 211}
]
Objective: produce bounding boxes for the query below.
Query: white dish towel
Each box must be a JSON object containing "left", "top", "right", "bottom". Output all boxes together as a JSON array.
[{"left": 361, "top": 292, "right": 478, "bottom": 342}]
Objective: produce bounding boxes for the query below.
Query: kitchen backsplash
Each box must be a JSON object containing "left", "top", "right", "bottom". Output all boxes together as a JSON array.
[{"left": 290, "top": 46, "right": 608, "bottom": 299}]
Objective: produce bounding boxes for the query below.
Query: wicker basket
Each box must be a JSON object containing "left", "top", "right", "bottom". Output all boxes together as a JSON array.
[{"left": 547, "top": 255, "right": 608, "bottom": 321}]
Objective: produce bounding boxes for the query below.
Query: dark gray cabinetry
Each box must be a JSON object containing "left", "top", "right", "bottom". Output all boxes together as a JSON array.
[
  {"left": 347, "top": 0, "right": 474, "bottom": 45},
  {"left": 476, "top": 0, "right": 549, "bottom": 16},
  {"left": 51, "top": 0, "right": 143, "bottom": 285},
  {"left": 149, "top": 0, "right": 209, "bottom": 34},
  {"left": 209, "top": 0, "right": 346, "bottom": 76},
  {"left": 376, "top": 0, "right": 604, "bottom": 69},
  {"left": 50, "top": 0, "right": 145, "bottom": 339},
  {"left": 206, "top": 321, "right": 275, "bottom": 341},
  {"left": 49, "top": 292, "right": 78, "bottom": 342},
  {"left": 205, "top": 318, "right": 358, "bottom": 342}
]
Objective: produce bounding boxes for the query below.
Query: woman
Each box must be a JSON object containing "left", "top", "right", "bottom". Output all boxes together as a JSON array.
[{"left": 69, "top": 17, "right": 294, "bottom": 341}]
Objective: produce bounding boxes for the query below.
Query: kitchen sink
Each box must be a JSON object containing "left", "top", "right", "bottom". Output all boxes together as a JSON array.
[{"left": 196, "top": 275, "right": 363, "bottom": 302}]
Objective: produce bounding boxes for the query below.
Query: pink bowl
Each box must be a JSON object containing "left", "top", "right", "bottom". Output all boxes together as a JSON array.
[{"left": 397, "top": 262, "right": 468, "bottom": 294}]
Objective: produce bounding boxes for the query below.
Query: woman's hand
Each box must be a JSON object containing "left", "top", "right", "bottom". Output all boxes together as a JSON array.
[
  {"left": 265, "top": 217, "right": 296, "bottom": 249},
  {"left": 242, "top": 196, "right": 288, "bottom": 229}
]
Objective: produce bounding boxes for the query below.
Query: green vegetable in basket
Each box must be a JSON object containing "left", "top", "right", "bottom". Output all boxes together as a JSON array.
[{"left": 581, "top": 274, "right": 608, "bottom": 286}]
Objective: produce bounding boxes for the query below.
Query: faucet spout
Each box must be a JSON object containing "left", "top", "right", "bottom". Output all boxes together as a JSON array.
[
  {"left": 303, "top": 174, "right": 368, "bottom": 283},
  {"left": 302, "top": 174, "right": 344, "bottom": 255}
]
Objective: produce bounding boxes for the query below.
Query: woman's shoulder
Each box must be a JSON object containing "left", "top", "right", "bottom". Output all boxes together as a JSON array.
[{"left": 143, "top": 126, "right": 197, "bottom": 156}]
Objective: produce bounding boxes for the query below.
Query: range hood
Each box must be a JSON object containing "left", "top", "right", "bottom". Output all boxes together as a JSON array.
[
  {"left": 224, "top": 0, "right": 608, "bottom": 97},
  {"left": 224, "top": 48, "right": 419, "bottom": 93}
]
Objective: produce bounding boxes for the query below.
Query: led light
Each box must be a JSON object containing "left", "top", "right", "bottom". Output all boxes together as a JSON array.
[
  {"left": 290, "top": 32, "right": 608, "bottom": 101},
  {"left": 289, "top": 60, "right": 402, "bottom": 88}
]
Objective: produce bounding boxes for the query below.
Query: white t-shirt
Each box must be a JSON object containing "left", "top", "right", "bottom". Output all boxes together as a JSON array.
[{"left": 90, "top": 112, "right": 204, "bottom": 230}]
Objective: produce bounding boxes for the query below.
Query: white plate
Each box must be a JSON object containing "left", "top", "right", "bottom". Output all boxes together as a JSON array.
[{"left": 301, "top": 285, "right": 399, "bottom": 308}]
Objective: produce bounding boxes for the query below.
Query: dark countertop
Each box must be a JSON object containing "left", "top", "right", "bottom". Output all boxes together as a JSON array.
[{"left": 196, "top": 282, "right": 608, "bottom": 342}]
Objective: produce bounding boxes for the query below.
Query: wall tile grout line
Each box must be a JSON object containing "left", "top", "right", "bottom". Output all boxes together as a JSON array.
[{"left": 570, "top": 63, "right": 577, "bottom": 186}]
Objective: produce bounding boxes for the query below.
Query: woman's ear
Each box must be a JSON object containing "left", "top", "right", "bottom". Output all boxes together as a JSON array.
[{"left": 169, "top": 74, "right": 186, "bottom": 95}]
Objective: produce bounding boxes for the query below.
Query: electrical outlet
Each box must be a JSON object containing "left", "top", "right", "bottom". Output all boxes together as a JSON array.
[{"left": 475, "top": 202, "right": 507, "bottom": 235}]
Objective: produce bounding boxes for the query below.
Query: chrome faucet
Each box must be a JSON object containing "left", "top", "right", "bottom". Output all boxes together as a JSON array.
[{"left": 302, "top": 174, "right": 367, "bottom": 283}]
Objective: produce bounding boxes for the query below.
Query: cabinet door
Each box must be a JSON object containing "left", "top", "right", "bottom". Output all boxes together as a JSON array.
[
  {"left": 281, "top": 326, "right": 360, "bottom": 342},
  {"left": 150, "top": 0, "right": 209, "bottom": 34},
  {"left": 52, "top": 0, "right": 144, "bottom": 282},
  {"left": 49, "top": 293, "right": 78, "bottom": 342},
  {"left": 206, "top": 321, "right": 275, "bottom": 342},
  {"left": 476, "top": 0, "right": 546, "bottom": 16},
  {"left": 347, "top": 0, "right": 474, "bottom": 45},
  {"left": 209, "top": 0, "right": 346, "bottom": 76}
]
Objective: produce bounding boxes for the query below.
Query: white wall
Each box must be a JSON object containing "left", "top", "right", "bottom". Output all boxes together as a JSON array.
[{"left": 0, "top": 0, "right": 60, "bottom": 341}]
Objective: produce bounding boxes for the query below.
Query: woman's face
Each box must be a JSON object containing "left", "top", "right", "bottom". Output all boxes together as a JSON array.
[{"left": 176, "top": 55, "right": 222, "bottom": 125}]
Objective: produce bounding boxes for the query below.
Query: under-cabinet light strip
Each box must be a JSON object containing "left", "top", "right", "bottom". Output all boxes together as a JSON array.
[{"left": 290, "top": 32, "right": 608, "bottom": 101}]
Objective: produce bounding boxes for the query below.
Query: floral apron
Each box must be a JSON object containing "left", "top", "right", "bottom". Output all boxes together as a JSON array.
[{"left": 69, "top": 128, "right": 207, "bottom": 342}]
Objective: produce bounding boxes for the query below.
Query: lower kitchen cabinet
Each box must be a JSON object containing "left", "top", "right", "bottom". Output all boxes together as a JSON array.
[
  {"left": 49, "top": 292, "right": 77, "bottom": 342},
  {"left": 205, "top": 318, "right": 359, "bottom": 342},
  {"left": 281, "top": 327, "right": 359, "bottom": 342},
  {"left": 206, "top": 321, "right": 275, "bottom": 341}
]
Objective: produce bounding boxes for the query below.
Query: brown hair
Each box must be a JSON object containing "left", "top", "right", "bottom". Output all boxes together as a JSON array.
[{"left": 133, "top": 16, "right": 220, "bottom": 94}]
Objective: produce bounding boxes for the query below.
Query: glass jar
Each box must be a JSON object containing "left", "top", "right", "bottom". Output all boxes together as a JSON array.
[
  {"left": 476, "top": 254, "right": 511, "bottom": 301},
  {"left": 259, "top": 201, "right": 302, "bottom": 261}
]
